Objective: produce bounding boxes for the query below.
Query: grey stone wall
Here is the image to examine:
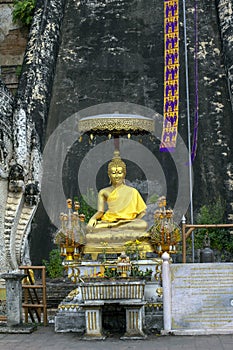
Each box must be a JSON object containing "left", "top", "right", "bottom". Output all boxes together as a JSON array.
[
  {"left": 7, "top": 0, "right": 232, "bottom": 262},
  {"left": 15, "top": 0, "right": 67, "bottom": 148},
  {"left": 46, "top": 0, "right": 233, "bottom": 210},
  {"left": 183, "top": 0, "right": 233, "bottom": 217},
  {"left": 216, "top": 0, "right": 233, "bottom": 110}
]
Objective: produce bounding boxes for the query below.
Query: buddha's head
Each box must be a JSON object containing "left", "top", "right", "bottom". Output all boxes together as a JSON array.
[{"left": 108, "top": 150, "right": 126, "bottom": 186}]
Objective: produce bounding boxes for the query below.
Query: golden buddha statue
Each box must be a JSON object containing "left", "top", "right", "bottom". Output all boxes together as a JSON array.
[
  {"left": 84, "top": 150, "right": 153, "bottom": 259},
  {"left": 87, "top": 150, "right": 147, "bottom": 232}
]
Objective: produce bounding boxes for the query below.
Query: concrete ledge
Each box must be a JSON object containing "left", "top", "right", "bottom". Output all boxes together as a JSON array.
[
  {"left": 161, "top": 329, "right": 233, "bottom": 336},
  {"left": 0, "top": 323, "right": 37, "bottom": 333}
]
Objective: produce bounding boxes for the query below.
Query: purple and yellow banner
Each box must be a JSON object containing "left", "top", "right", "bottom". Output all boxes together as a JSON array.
[{"left": 160, "top": 0, "right": 179, "bottom": 152}]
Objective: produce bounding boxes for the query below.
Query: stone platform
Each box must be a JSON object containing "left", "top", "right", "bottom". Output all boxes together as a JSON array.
[{"left": 55, "top": 259, "right": 163, "bottom": 337}]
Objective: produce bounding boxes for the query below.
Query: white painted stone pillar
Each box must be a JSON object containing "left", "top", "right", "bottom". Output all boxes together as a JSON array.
[
  {"left": 123, "top": 304, "right": 147, "bottom": 339},
  {"left": 162, "top": 252, "right": 172, "bottom": 331},
  {"left": 1, "top": 273, "right": 26, "bottom": 327},
  {"left": 83, "top": 306, "right": 104, "bottom": 339}
]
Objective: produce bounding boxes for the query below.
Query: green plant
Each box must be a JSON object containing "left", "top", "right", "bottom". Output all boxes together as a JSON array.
[
  {"left": 15, "top": 65, "right": 22, "bottom": 78},
  {"left": 191, "top": 197, "right": 233, "bottom": 253},
  {"left": 104, "top": 267, "right": 119, "bottom": 279},
  {"left": 100, "top": 241, "right": 108, "bottom": 262},
  {"left": 124, "top": 239, "right": 143, "bottom": 261},
  {"left": 147, "top": 193, "right": 159, "bottom": 204},
  {"left": 74, "top": 189, "right": 97, "bottom": 223},
  {"left": 42, "top": 249, "right": 64, "bottom": 279},
  {"left": 13, "top": 0, "right": 36, "bottom": 27},
  {"left": 130, "top": 266, "right": 152, "bottom": 279}
]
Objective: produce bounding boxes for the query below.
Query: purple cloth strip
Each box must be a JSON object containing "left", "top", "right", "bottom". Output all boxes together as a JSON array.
[
  {"left": 191, "top": 0, "right": 199, "bottom": 162},
  {"left": 160, "top": 0, "right": 179, "bottom": 152}
]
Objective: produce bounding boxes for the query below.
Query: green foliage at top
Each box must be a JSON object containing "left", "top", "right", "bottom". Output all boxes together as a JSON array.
[
  {"left": 147, "top": 193, "right": 159, "bottom": 204},
  {"left": 13, "top": 0, "right": 36, "bottom": 27},
  {"left": 103, "top": 266, "right": 152, "bottom": 279},
  {"left": 193, "top": 197, "right": 233, "bottom": 253},
  {"left": 15, "top": 65, "right": 22, "bottom": 78},
  {"left": 130, "top": 266, "right": 152, "bottom": 278},
  {"left": 42, "top": 249, "right": 64, "bottom": 279},
  {"left": 74, "top": 188, "right": 97, "bottom": 223}
]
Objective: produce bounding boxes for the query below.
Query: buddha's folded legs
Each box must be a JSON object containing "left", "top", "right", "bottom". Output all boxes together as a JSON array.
[{"left": 87, "top": 219, "right": 148, "bottom": 233}]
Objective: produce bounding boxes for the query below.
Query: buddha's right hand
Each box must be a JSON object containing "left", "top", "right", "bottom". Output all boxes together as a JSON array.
[{"left": 87, "top": 218, "right": 97, "bottom": 228}]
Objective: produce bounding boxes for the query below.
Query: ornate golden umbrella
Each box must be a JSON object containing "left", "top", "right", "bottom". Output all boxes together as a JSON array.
[{"left": 78, "top": 113, "right": 155, "bottom": 142}]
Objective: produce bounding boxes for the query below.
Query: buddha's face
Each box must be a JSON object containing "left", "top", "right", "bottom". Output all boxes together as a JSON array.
[{"left": 109, "top": 166, "right": 125, "bottom": 187}]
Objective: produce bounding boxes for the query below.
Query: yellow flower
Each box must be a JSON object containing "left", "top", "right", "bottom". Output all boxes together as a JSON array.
[
  {"left": 124, "top": 240, "right": 134, "bottom": 246},
  {"left": 135, "top": 239, "right": 141, "bottom": 245}
]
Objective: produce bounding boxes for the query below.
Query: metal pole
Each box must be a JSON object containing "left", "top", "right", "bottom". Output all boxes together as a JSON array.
[
  {"left": 182, "top": 215, "right": 187, "bottom": 263},
  {"left": 182, "top": 0, "right": 194, "bottom": 261}
]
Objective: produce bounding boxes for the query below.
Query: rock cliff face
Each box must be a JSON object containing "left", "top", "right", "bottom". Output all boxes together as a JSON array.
[
  {"left": 215, "top": 0, "right": 233, "bottom": 220},
  {"left": 0, "top": 81, "right": 13, "bottom": 272},
  {"left": 2, "top": 0, "right": 233, "bottom": 262}
]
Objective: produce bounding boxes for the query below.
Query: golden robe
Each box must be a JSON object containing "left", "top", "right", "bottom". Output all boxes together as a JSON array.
[{"left": 100, "top": 184, "right": 146, "bottom": 223}]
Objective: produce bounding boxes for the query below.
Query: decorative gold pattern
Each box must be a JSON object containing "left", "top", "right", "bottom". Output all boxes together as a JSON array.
[
  {"left": 146, "top": 302, "right": 163, "bottom": 310},
  {"left": 67, "top": 288, "right": 80, "bottom": 299},
  {"left": 80, "top": 281, "right": 145, "bottom": 301},
  {"left": 78, "top": 115, "right": 155, "bottom": 134},
  {"left": 58, "top": 304, "right": 80, "bottom": 311}
]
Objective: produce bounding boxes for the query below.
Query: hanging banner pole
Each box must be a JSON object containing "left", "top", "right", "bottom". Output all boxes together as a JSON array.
[
  {"left": 191, "top": 0, "right": 199, "bottom": 162},
  {"left": 182, "top": 0, "right": 194, "bottom": 261}
]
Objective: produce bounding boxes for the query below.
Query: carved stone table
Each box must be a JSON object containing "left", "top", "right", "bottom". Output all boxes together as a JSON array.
[{"left": 79, "top": 280, "right": 147, "bottom": 339}]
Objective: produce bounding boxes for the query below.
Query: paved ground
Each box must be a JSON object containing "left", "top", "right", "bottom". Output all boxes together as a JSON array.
[{"left": 0, "top": 326, "right": 233, "bottom": 350}]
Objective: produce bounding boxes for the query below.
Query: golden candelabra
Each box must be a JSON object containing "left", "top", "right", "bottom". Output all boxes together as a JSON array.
[
  {"left": 55, "top": 199, "right": 86, "bottom": 264},
  {"left": 149, "top": 196, "right": 181, "bottom": 255}
]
